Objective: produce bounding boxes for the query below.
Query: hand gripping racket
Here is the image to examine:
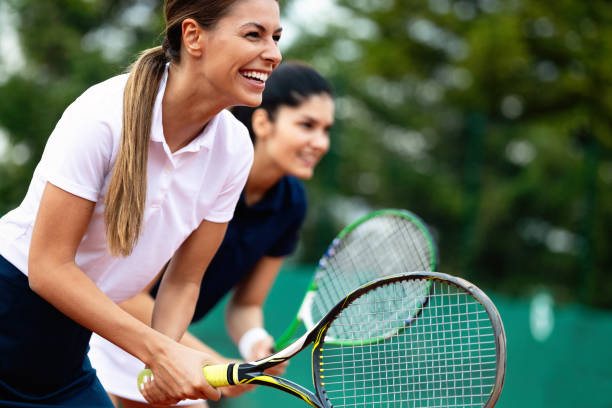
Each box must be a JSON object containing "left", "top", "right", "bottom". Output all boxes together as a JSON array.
[
  {"left": 138, "top": 272, "right": 506, "bottom": 408},
  {"left": 275, "top": 208, "right": 438, "bottom": 350}
]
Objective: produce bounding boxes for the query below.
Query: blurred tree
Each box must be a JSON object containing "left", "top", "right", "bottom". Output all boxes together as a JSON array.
[
  {"left": 0, "top": 0, "right": 610, "bottom": 307},
  {"left": 282, "top": 0, "right": 612, "bottom": 307},
  {"left": 0, "top": 0, "right": 164, "bottom": 213}
]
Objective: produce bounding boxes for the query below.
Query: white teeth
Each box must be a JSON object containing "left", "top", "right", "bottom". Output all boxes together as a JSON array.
[
  {"left": 298, "top": 152, "right": 318, "bottom": 164},
  {"left": 242, "top": 71, "right": 269, "bottom": 82}
]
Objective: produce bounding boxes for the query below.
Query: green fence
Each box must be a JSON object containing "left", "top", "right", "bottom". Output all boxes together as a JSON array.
[{"left": 189, "top": 266, "right": 612, "bottom": 408}]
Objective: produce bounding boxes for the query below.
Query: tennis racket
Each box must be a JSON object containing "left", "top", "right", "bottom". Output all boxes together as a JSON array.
[
  {"left": 275, "top": 208, "right": 438, "bottom": 350},
  {"left": 138, "top": 271, "right": 506, "bottom": 408}
]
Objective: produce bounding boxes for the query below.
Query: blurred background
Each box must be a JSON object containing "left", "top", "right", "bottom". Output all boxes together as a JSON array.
[{"left": 0, "top": 0, "right": 610, "bottom": 406}]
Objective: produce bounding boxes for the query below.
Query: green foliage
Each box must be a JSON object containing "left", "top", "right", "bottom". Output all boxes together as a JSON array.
[
  {"left": 0, "top": 0, "right": 163, "bottom": 214},
  {"left": 282, "top": 0, "right": 612, "bottom": 307},
  {"left": 0, "top": 0, "right": 610, "bottom": 307}
]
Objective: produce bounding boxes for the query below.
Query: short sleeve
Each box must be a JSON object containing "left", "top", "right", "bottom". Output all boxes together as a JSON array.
[
  {"left": 41, "top": 99, "right": 115, "bottom": 202},
  {"left": 266, "top": 197, "right": 307, "bottom": 257},
  {"left": 204, "top": 125, "right": 254, "bottom": 223}
]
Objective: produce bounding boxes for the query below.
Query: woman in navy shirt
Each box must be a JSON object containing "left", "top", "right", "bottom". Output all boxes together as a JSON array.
[{"left": 88, "top": 61, "right": 335, "bottom": 407}]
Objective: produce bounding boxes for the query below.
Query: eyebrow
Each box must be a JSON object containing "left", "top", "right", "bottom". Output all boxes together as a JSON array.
[{"left": 241, "top": 22, "right": 283, "bottom": 34}]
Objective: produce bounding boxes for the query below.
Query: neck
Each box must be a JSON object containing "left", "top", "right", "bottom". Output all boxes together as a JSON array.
[
  {"left": 161, "top": 64, "right": 228, "bottom": 152},
  {"left": 244, "top": 151, "right": 284, "bottom": 206}
]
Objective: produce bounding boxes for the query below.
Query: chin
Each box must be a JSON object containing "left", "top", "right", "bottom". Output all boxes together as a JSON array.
[
  {"left": 238, "top": 93, "right": 263, "bottom": 108},
  {"left": 293, "top": 169, "right": 314, "bottom": 180}
]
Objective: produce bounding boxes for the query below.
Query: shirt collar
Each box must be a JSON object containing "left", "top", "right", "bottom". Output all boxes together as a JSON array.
[
  {"left": 149, "top": 63, "right": 218, "bottom": 154},
  {"left": 238, "top": 177, "right": 287, "bottom": 213}
]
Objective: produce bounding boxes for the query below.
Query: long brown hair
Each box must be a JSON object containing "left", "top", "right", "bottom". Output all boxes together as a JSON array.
[{"left": 104, "top": 0, "right": 249, "bottom": 256}]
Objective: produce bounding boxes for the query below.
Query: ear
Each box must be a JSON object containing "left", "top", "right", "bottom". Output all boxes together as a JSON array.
[
  {"left": 181, "top": 18, "right": 204, "bottom": 58},
  {"left": 251, "top": 109, "right": 273, "bottom": 142}
]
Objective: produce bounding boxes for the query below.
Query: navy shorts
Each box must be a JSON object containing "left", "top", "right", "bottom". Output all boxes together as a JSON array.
[{"left": 0, "top": 255, "right": 113, "bottom": 407}]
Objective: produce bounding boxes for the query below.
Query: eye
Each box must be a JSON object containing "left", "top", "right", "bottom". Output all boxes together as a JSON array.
[
  {"left": 245, "top": 31, "right": 260, "bottom": 39},
  {"left": 273, "top": 34, "right": 281, "bottom": 43},
  {"left": 300, "top": 121, "right": 314, "bottom": 129}
]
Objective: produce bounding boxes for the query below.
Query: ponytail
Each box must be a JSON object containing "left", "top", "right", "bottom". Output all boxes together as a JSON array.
[{"left": 104, "top": 46, "right": 167, "bottom": 257}]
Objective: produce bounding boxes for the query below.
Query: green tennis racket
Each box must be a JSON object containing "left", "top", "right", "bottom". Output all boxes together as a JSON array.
[
  {"left": 275, "top": 208, "right": 438, "bottom": 350},
  {"left": 139, "top": 272, "right": 506, "bottom": 408}
]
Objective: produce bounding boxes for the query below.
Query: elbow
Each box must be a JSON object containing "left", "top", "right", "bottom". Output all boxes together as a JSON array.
[
  {"left": 27, "top": 252, "right": 52, "bottom": 295},
  {"left": 27, "top": 254, "right": 44, "bottom": 294}
]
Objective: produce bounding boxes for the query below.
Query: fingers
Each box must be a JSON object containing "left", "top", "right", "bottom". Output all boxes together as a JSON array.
[
  {"left": 139, "top": 370, "right": 219, "bottom": 404},
  {"left": 139, "top": 370, "right": 180, "bottom": 405},
  {"left": 264, "top": 359, "right": 289, "bottom": 377},
  {"left": 220, "top": 383, "right": 255, "bottom": 398},
  {"left": 249, "top": 336, "right": 275, "bottom": 361},
  {"left": 138, "top": 350, "right": 223, "bottom": 405},
  {"left": 247, "top": 337, "right": 288, "bottom": 377},
  {"left": 198, "top": 365, "right": 222, "bottom": 402}
]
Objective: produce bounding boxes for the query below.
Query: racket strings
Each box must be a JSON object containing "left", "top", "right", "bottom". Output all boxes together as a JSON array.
[
  {"left": 322, "top": 216, "right": 430, "bottom": 288},
  {"left": 318, "top": 279, "right": 498, "bottom": 408},
  {"left": 311, "top": 215, "right": 435, "bottom": 333},
  {"left": 324, "top": 278, "right": 430, "bottom": 341}
]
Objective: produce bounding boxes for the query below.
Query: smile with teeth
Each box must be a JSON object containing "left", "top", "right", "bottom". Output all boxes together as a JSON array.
[
  {"left": 240, "top": 70, "right": 269, "bottom": 83},
  {"left": 298, "top": 151, "right": 319, "bottom": 166}
]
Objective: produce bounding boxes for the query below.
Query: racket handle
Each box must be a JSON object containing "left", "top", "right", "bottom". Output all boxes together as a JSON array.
[
  {"left": 203, "top": 364, "right": 233, "bottom": 387},
  {"left": 136, "top": 364, "right": 233, "bottom": 390}
]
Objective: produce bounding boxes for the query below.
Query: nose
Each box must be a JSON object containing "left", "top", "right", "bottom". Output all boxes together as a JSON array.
[
  {"left": 263, "top": 39, "right": 282, "bottom": 67},
  {"left": 311, "top": 131, "right": 330, "bottom": 153}
]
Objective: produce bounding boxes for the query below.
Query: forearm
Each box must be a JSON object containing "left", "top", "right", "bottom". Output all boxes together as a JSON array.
[
  {"left": 152, "top": 278, "right": 200, "bottom": 342},
  {"left": 150, "top": 219, "right": 227, "bottom": 342},
  {"left": 180, "top": 331, "right": 224, "bottom": 359},
  {"left": 119, "top": 291, "right": 156, "bottom": 325},
  {"left": 28, "top": 260, "right": 172, "bottom": 367},
  {"left": 225, "top": 302, "right": 265, "bottom": 345},
  {"left": 225, "top": 257, "right": 283, "bottom": 359},
  {"left": 117, "top": 280, "right": 230, "bottom": 368},
  {"left": 118, "top": 285, "right": 221, "bottom": 358}
]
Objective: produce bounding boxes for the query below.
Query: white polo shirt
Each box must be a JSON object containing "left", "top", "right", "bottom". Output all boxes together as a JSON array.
[{"left": 0, "top": 65, "right": 253, "bottom": 302}]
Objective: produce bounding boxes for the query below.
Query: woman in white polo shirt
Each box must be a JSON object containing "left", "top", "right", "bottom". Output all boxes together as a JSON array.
[
  {"left": 88, "top": 61, "right": 335, "bottom": 408},
  {"left": 0, "top": 0, "right": 281, "bottom": 406}
]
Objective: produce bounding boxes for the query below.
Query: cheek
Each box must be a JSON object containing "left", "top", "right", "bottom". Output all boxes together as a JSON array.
[
  {"left": 284, "top": 138, "right": 308, "bottom": 156},
  {"left": 320, "top": 138, "right": 331, "bottom": 153},
  {"left": 273, "top": 140, "right": 298, "bottom": 159},
  {"left": 272, "top": 126, "right": 305, "bottom": 152}
]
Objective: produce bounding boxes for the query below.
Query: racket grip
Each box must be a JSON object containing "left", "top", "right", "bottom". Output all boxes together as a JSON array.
[
  {"left": 203, "top": 364, "right": 232, "bottom": 387},
  {"left": 137, "top": 365, "right": 232, "bottom": 390}
]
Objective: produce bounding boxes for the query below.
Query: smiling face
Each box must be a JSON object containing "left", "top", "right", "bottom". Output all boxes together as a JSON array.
[
  {"left": 194, "top": 0, "right": 282, "bottom": 107},
  {"left": 257, "top": 93, "right": 334, "bottom": 180}
]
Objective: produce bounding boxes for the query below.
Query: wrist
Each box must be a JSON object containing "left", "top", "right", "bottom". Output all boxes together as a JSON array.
[
  {"left": 140, "top": 329, "right": 174, "bottom": 366},
  {"left": 238, "top": 327, "right": 270, "bottom": 361}
]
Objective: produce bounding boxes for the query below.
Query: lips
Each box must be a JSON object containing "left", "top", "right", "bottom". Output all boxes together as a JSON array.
[
  {"left": 297, "top": 151, "right": 320, "bottom": 167},
  {"left": 239, "top": 70, "right": 270, "bottom": 84}
]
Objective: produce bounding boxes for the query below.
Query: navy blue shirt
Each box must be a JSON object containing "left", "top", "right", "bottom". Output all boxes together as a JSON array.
[{"left": 153, "top": 175, "right": 306, "bottom": 321}]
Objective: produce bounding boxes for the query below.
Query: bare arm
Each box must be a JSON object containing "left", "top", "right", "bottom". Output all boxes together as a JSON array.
[
  {"left": 28, "top": 183, "right": 165, "bottom": 367},
  {"left": 226, "top": 256, "right": 283, "bottom": 360},
  {"left": 117, "top": 270, "right": 164, "bottom": 325},
  {"left": 28, "top": 183, "right": 221, "bottom": 404},
  {"left": 119, "top": 261, "right": 227, "bottom": 360},
  {"left": 120, "top": 268, "right": 257, "bottom": 399},
  {"left": 151, "top": 219, "right": 227, "bottom": 340},
  {"left": 139, "top": 218, "right": 228, "bottom": 404}
]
